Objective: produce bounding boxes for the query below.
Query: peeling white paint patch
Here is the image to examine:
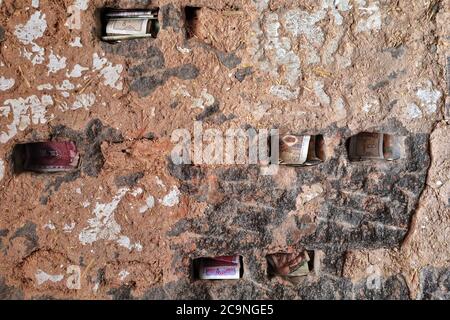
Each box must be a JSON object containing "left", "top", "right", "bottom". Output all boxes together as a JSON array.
[
  {"left": 79, "top": 188, "right": 128, "bottom": 245},
  {"left": 73, "top": 0, "right": 90, "bottom": 11},
  {"left": 269, "top": 85, "right": 299, "bottom": 101},
  {"left": 15, "top": 12, "right": 47, "bottom": 65},
  {"left": 0, "top": 159, "right": 4, "bottom": 181},
  {"left": 139, "top": 195, "right": 155, "bottom": 214},
  {"left": 322, "top": 0, "right": 352, "bottom": 25},
  {"left": 323, "top": 29, "right": 344, "bottom": 65},
  {"left": 32, "top": 0, "right": 39, "bottom": 8},
  {"left": 155, "top": 176, "right": 166, "bottom": 189},
  {"left": 302, "top": 44, "right": 321, "bottom": 65},
  {"left": 72, "top": 93, "right": 96, "bottom": 110},
  {"left": 79, "top": 188, "right": 141, "bottom": 251},
  {"left": 250, "top": 11, "right": 301, "bottom": 99},
  {"left": 14, "top": 11, "right": 47, "bottom": 45},
  {"left": 0, "top": 95, "right": 53, "bottom": 144},
  {"left": 100, "top": 64, "right": 123, "bottom": 90},
  {"left": 67, "top": 64, "right": 89, "bottom": 78},
  {"left": 131, "top": 187, "right": 143, "bottom": 197},
  {"left": 160, "top": 187, "right": 180, "bottom": 207},
  {"left": 313, "top": 81, "right": 331, "bottom": 106},
  {"left": 35, "top": 270, "right": 64, "bottom": 285},
  {"left": 250, "top": 102, "right": 271, "bottom": 121},
  {"left": 176, "top": 46, "right": 191, "bottom": 54},
  {"left": 47, "top": 51, "right": 67, "bottom": 75},
  {"left": 118, "top": 270, "right": 130, "bottom": 281},
  {"left": 283, "top": 9, "right": 326, "bottom": 44},
  {"left": 171, "top": 84, "right": 191, "bottom": 98},
  {"left": 405, "top": 103, "right": 422, "bottom": 119},
  {"left": 43, "top": 221, "right": 56, "bottom": 230},
  {"left": 22, "top": 46, "right": 46, "bottom": 65},
  {"left": 334, "top": 96, "right": 347, "bottom": 119},
  {"left": 63, "top": 222, "right": 76, "bottom": 233},
  {"left": 57, "top": 93, "right": 95, "bottom": 111},
  {"left": 92, "top": 53, "right": 123, "bottom": 90},
  {"left": 362, "top": 97, "right": 380, "bottom": 113},
  {"left": 192, "top": 89, "right": 215, "bottom": 110},
  {"left": 37, "top": 83, "right": 54, "bottom": 90},
  {"left": 93, "top": 53, "right": 107, "bottom": 70},
  {"left": 117, "top": 236, "right": 142, "bottom": 251},
  {"left": 56, "top": 80, "right": 75, "bottom": 91},
  {"left": 356, "top": 0, "right": 382, "bottom": 33},
  {"left": 69, "top": 37, "right": 83, "bottom": 48},
  {"left": 416, "top": 81, "right": 442, "bottom": 114},
  {"left": 254, "top": 0, "right": 269, "bottom": 12},
  {"left": 0, "top": 77, "right": 15, "bottom": 91}
]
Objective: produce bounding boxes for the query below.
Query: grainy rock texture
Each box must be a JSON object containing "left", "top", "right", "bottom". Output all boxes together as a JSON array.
[{"left": 0, "top": 0, "right": 449, "bottom": 300}]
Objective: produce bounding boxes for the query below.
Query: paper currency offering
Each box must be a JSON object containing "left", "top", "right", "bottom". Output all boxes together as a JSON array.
[
  {"left": 105, "top": 10, "right": 156, "bottom": 19},
  {"left": 23, "top": 142, "right": 80, "bottom": 173},
  {"left": 279, "top": 135, "right": 311, "bottom": 165},
  {"left": 267, "top": 251, "right": 311, "bottom": 278},
  {"left": 279, "top": 134, "right": 325, "bottom": 166},
  {"left": 102, "top": 9, "right": 159, "bottom": 42},
  {"left": 348, "top": 132, "right": 404, "bottom": 161},
  {"left": 198, "top": 256, "right": 241, "bottom": 280},
  {"left": 349, "top": 132, "right": 384, "bottom": 160},
  {"left": 106, "top": 19, "right": 149, "bottom": 36}
]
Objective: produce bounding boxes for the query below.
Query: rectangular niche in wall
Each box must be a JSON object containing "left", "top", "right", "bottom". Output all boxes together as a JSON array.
[
  {"left": 101, "top": 8, "right": 160, "bottom": 42},
  {"left": 267, "top": 251, "right": 314, "bottom": 279},
  {"left": 193, "top": 256, "right": 243, "bottom": 280},
  {"left": 13, "top": 141, "right": 80, "bottom": 174},
  {"left": 347, "top": 132, "right": 405, "bottom": 162},
  {"left": 185, "top": 6, "right": 201, "bottom": 39},
  {"left": 276, "top": 134, "right": 325, "bottom": 166}
]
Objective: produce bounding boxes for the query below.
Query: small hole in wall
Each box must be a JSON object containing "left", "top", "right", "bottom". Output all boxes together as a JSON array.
[
  {"left": 346, "top": 132, "right": 405, "bottom": 162},
  {"left": 100, "top": 7, "right": 160, "bottom": 43},
  {"left": 185, "top": 6, "right": 201, "bottom": 39},
  {"left": 266, "top": 250, "right": 314, "bottom": 279},
  {"left": 12, "top": 141, "right": 80, "bottom": 174},
  {"left": 192, "top": 255, "right": 243, "bottom": 280},
  {"left": 273, "top": 134, "right": 325, "bottom": 166}
]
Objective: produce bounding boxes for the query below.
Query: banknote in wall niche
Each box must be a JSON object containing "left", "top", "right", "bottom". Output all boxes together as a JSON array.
[
  {"left": 13, "top": 141, "right": 80, "bottom": 173},
  {"left": 195, "top": 256, "right": 242, "bottom": 280},
  {"left": 102, "top": 8, "right": 159, "bottom": 42},
  {"left": 348, "top": 132, "right": 404, "bottom": 161},
  {"left": 278, "top": 134, "right": 325, "bottom": 166}
]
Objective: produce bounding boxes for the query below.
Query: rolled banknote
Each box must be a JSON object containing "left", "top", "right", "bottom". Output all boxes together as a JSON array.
[
  {"left": 23, "top": 141, "right": 79, "bottom": 173},
  {"left": 198, "top": 256, "right": 241, "bottom": 280},
  {"left": 267, "top": 251, "right": 310, "bottom": 277},
  {"left": 349, "top": 132, "right": 384, "bottom": 160},
  {"left": 279, "top": 135, "right": 311, "bottom": 166},
  {"left": 104, "top": 9, "right": 157, "bottom": 19},
  {"left": 106, "top": 18, "right": 149, "bottom": 36}
]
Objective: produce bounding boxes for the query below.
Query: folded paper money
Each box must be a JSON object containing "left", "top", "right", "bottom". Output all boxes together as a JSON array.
[
  {"left": 102, "top": 9, "right": 159, "bottom": 42},
  {"left": 267, "top": 251, "right": 311, "bottom": 277},
  {"left": 23, "top": 141, "right": 79, "bottom": 173},
  {"left": 348, "top": 132, "right": 403, "bottom": 161},
  {"left": 279, "top": 134, "right": 324, "bottom": 166},
  {"left": 198, "top": 256, "right": 241, "bottom": 280}
]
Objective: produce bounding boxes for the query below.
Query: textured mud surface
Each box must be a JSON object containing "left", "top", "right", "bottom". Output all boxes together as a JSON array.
[{"left": 0, "top": 0, "right": 449, "bottom": 299}]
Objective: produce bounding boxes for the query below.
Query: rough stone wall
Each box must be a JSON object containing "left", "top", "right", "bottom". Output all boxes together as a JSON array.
[{"left": 0, "top": 0, "right": 449, "bottom": 300}]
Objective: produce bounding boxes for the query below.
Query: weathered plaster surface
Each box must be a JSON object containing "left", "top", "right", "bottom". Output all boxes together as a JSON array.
[{"left": 0, "top": 0, "right": 448, "bottom": 300}]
